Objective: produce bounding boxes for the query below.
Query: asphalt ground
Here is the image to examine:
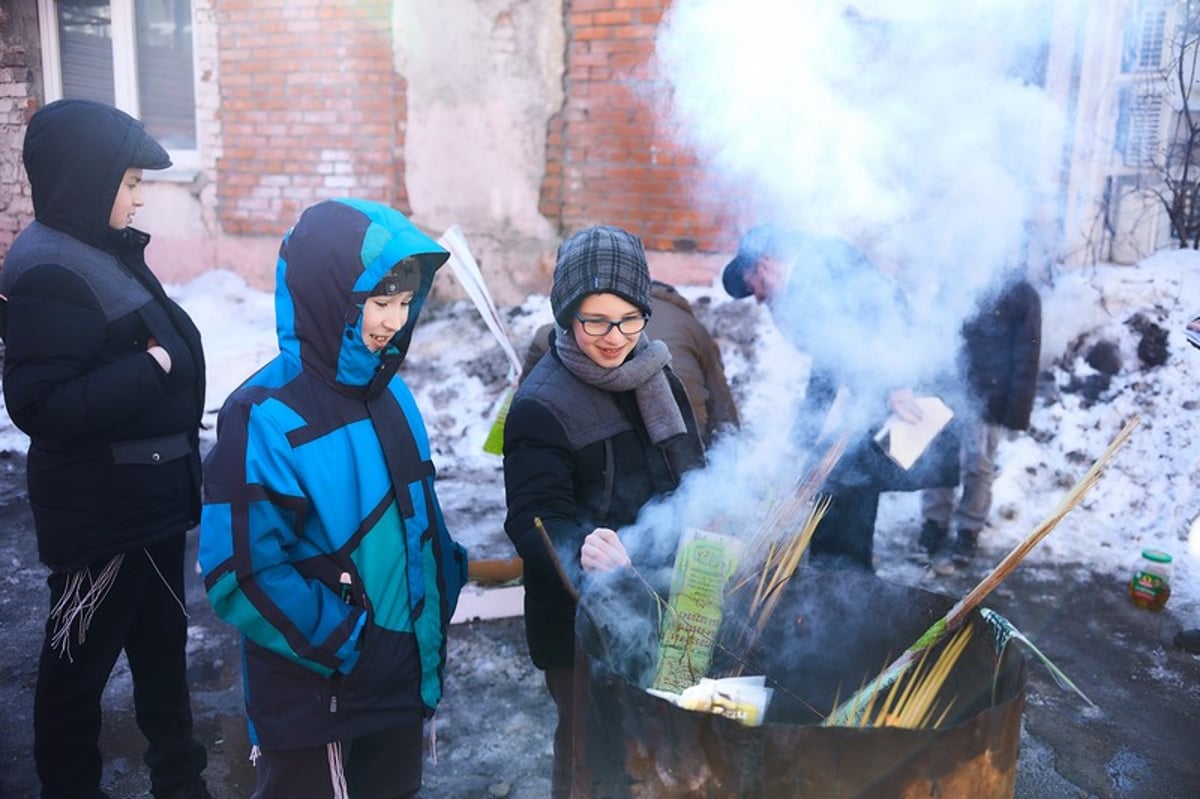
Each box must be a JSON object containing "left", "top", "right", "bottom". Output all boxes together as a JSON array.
[{"left": 0, "top": 450, "right": 1197, "bottom": 798}]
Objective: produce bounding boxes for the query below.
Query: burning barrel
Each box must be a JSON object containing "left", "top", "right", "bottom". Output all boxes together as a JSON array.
[{"left": 574, "top": 567, "right": 1027, "bottom": 798}]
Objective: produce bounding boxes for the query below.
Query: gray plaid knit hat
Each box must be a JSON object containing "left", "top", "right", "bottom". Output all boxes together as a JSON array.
[{"left": 550, "top": 225, "right": 652, "bottom": 327}]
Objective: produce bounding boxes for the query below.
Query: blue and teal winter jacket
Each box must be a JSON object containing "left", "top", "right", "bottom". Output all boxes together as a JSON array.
[{"left": 199, "top": 199, "right": 467, "bottom": 749}]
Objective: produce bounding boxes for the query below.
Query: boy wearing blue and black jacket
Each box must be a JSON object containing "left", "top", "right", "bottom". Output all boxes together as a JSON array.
[{"left": 199, "top": 198, "right": 467, "bottom": 798}]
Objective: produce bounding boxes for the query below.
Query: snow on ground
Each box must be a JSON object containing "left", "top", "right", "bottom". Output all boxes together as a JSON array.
[{"left": 0, "top": 251, "right": 1197, "bottom": 621}]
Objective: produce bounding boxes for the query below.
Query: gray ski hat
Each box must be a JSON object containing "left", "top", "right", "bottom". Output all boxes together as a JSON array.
[{"left": 550, "top": 225, "right": 652, "bottom": 327}]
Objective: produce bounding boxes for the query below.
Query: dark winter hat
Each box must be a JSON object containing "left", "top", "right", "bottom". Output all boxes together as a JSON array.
[
  {"left": 370, "top": 256, "right": 422, "bottom": 297},
  {"left": 722, "top": 225, "right": 799, "bottom": 298},
  {"left": 129, "top": 127, "right": 172, "bottom": 171},
  {"left": 550, "top": 225, "right": 652, "bottom": 327},
  {"left": 22, "top": 99, "right": 172, "bottom": 245}
]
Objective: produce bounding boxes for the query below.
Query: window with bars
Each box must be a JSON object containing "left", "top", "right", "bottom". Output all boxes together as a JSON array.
[
  {"left": 1116, "top": 85, "right": 1163, "bottom": 167},
  {"left": 40, "top": 0, "right": 196, "bottom": 156},
  {"left": 1122, "top": 5, "right": 1167, "bottom": 73}
]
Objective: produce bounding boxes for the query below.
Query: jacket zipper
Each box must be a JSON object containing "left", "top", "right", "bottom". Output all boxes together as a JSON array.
[{"left": 330, "top": 571, "right": 354, "bottom": 713}]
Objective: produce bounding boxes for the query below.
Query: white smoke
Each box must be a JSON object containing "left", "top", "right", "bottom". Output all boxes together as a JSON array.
[
  {"left": 585, "top": 0, "right": 1085, "bottom": 680},
  {"left": 656, "top": 0, "right": 1069, "bottom": 346}
]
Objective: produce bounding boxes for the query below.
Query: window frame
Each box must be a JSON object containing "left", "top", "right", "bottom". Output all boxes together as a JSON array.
[{"left": 37, "top": 0, "right": 200, "bottom": 173}]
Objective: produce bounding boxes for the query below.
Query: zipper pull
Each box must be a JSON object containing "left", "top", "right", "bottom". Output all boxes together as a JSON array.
[{"left": 332, "top": 573, "right": 352, "bottom": 714}]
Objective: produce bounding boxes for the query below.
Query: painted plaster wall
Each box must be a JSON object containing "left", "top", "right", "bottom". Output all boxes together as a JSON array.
[
  {"left": 4, "top": 1, "right": 1169, "bottom": 300},
  {"left": 397, "top": 0, "right": 564, "bottom": 305}
]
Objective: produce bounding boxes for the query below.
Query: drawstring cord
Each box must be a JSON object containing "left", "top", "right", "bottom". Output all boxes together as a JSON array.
[
  {"left": 327, "top": 741, "right": 350, "bottom": 799},
  {"left": 48, "top": 545, "right": 190, "bottom": 663},
  {"left": 49, "top": 554, "right": 124, "bottom": 662},
  {"left": 143, "top": 547, "right": 189, "bottom": 620},
  {"left": 428, "top": 716, "right": 438, "bottom": 765}
]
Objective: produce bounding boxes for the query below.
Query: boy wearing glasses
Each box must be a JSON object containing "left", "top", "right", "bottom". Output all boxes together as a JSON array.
[
  {"left": 520, "top": 279, "right": 741, "bottom": 446},
  {"left": 502, "top": 225, "right": 704, "bottom": 799}
]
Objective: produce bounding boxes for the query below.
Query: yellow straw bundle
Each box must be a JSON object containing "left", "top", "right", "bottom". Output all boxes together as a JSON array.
[{"left": 863, "top": 625, "right": 973, "bottom": 729}]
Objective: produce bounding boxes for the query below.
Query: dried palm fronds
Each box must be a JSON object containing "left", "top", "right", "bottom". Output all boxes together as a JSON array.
[
  {"left": 825, "top": 415, "right": 1139, "bottom": 727},
  {"left": 980, "top": 608, "right": 1095, "bottom": 708}
]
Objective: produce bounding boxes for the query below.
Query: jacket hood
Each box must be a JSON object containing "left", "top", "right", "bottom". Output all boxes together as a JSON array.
[
  {"left": 650, "top": 280, "right": 693, "bottom": 314},
  {"left": 23, "top": 99, "right": 171, "bottom": 247},
  {"left": 275, "top": 199, "right": 449, "bottom": 391}
]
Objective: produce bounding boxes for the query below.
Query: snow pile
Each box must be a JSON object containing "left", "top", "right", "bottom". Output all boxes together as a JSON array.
[{"left": 0, "top": 251, "right": 1196, "bottom": 620}]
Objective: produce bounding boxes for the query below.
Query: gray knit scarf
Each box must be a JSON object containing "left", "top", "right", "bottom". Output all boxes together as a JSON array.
[{"left": 555, "top": 330, "right": 687, "bottom": 445}]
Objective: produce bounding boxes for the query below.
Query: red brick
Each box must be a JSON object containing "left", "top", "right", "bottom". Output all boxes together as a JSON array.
[
  {"left": 216, "top": 0, "right": 404, "bottom": 234},
  {"left": 612, "top": 24, "right": 658, "bottom": 40},
  {"left": 539, "top": 0, "right": 726, "bottom": 255},
  {"left": 594, "top": 10, "right": 634, "bottom": 25}
]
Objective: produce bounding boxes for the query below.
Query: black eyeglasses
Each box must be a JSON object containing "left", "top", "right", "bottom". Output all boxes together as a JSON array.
[{"left": 573, "top": 312, "right": 649, "bottom": 337}]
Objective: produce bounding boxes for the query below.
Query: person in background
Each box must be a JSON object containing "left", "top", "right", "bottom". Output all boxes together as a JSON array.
[
  {"left": 503, "top": 225, "right": 705, "bottom": 799},
  {"left": 1178, "top": 313, "right": 1200, "bottom": 654},
  {"left": 0, "top": 99, "right": 210, "bottom": 799},
  {"left": 199, "top": 199, "right": 467, "bottom": 799},
  {"left": 721, "top": 225, "right": 959, "bottom": 573},
  {"left": 918, "top": 276, "right": 1042, "bottom": 570},
  {"left": 521, "top": 279, "right": 740, "bottom": 445}
]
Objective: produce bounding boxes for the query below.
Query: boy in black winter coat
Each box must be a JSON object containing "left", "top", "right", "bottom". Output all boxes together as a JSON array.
[
  {"left": 0, "top": 100, "right": 210, "bottom": 799},
  {"left": 503, "top": 226, "right": 705, "bottom": 798}
]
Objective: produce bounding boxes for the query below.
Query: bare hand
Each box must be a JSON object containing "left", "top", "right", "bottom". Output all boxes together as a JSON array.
[
  {"left": 887, "top": 388, "right": 924, "bottom": 425},
  {"left": 581, "top": 527, "right": 631, "bottom": 573},
  {"left": 146, "top": 337, "right": 172, "bottom": 374}
]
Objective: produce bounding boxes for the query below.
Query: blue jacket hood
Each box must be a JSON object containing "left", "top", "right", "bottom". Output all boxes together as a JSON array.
[{"left": 274, "top": 199, "right": 448, "bottom": 391}]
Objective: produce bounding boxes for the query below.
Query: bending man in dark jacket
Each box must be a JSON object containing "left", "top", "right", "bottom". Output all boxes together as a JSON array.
[
  {"left": 0, "top": 100, "right": 210, "bottom": 799},
  {"left": 521, "top": 280, "right": 740, "bottom": 445},
  {"left": 918, "top": 277, "right": 1042, "bottom": 566},
  {"left": 722, "top": 225, "right": 959, "bottom": 572}
]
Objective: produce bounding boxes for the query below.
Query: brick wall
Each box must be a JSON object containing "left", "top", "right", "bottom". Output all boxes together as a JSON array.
[
  {"left": 215, "top": 0, "right": 407, "bottom": 236},
  {"left": 0, "top": 2, "right": 38, "bottom": 261},
  {"left": 540, "top": 0, "right": 736, "bottom": 254}
]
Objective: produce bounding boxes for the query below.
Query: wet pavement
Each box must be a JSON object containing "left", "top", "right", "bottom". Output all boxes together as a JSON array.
[{"left": 0, "top": 449, "right": 1197, "bottom": 797}]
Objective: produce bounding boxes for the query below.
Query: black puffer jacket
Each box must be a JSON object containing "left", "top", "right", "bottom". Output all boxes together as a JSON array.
[
  {"left": 962, "top": 279, "right": 1042, "bottom": 431},
  {"left": 503, "top": 343, "right": 704, "bottom": 669},
  {"left": 0, "top": 101, "right": 205, "bottom": 570}
]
